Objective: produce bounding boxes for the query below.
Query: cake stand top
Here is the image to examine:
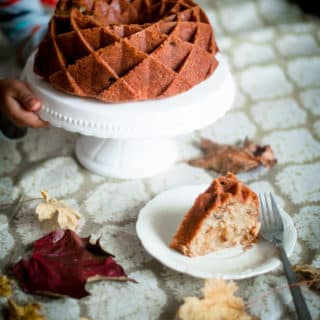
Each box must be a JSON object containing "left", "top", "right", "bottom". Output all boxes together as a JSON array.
[{"left": 25, "top": 52, "right": 235, "bottom": 139}]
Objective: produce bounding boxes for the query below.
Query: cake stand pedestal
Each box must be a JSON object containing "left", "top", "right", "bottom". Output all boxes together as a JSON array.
[{"left": 25, "top": 53, "right": 235, "bottom": 179}]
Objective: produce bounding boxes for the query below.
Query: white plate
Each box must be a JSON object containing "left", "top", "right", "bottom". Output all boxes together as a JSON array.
[{"left": 136, "top": 184, "right": 297, "bottom": 279}]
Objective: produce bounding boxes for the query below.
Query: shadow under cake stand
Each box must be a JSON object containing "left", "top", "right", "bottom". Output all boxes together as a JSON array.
[{"left": 25, "top": 52, "right": 235, "bottom": 179}]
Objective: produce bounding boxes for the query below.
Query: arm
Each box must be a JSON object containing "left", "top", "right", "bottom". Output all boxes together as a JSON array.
[
  {"left": 0, "top": 1, "right": 53, "bottom": 135},
  {"left": 0, "top": 0, "right": 51, "bottom": 62}
]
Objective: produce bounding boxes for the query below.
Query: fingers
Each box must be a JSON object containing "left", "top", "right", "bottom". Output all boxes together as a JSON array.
[
  {"left": 8, "top": 80, "right": 43, "bottom": 112},
  {"left": 4, "top": 96, "right": 48, "bottom": 128},
  {"left": 0, "top": 79, "right": 48, "bottom": 128}
]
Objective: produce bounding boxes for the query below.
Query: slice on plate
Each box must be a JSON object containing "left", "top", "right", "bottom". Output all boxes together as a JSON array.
[{"left": 170, "top": 173, "right": 260, "bottom": 257}]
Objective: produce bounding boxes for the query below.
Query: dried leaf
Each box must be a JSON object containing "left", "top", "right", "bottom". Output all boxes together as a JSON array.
[
  {"left": 243, "top": 140, "right": 277, "bottom": 168},
  {"left": 13, "top": 230, "right": 130, "bottom": 299},
  {"left": 177, "top": 279, "right": 255, "bottom": 320},
  {"left": 7, "top": 298, "right": 46, "bottom": 320},
  {"left": 293, "top": 264, "right": 320, "bottom": 292},
  {"left": 0, "top": 275, "right": 12, "bottom": 297},
  {"left": 188, "top": 138, "right": 277, "bottom": 174},
  {"left": 36, "top": 190, "right": 81, "bottom": 231}
]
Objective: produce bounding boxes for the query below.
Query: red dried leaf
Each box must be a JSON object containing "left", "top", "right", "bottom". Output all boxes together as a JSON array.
[
  {"left": 188, "top": 138, "right": 277, "bottom": 174},
  {"left": 13, "top": 230, "right": 130, "bottom": 299}
]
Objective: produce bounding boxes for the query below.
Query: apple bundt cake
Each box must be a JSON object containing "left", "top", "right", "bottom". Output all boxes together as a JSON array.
[
  {"left": 34, "top": 0, "right": 219, "bottom": 102},
  {"left": 170, "top": 173, "right": 260, "bottom": 257}
]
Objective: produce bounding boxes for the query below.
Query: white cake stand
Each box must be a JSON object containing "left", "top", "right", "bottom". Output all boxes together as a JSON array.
[{"left": 25, "top": 52, "right": 235, "bottom": 179}]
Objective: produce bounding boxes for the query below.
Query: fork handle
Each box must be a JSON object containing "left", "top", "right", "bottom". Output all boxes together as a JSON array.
[{"left": 278, "top": 245, "right": 312, "bottom": 320}]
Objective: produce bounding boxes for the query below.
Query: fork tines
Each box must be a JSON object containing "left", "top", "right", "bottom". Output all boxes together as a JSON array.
[{"left": 259, "top": 193, "right": 284, "bottom": 230}]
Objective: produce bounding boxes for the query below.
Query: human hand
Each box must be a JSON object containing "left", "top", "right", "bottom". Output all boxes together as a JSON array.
[{"left": 0, "top": 79, "right": 48, "bottom": 128}]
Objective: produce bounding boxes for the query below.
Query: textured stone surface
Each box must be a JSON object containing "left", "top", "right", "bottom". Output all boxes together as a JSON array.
[
  {"left": 200, "top": 112, "right": 256, "bottom": 143},
  {"left": 84, "top": 181, "right": 149, "bottom": 223},
  {"left": 276, "top": 163, "right": 320, "bottom": 204},
  {"left": 293, "top": 206, "right": 320, "bottom": 250},
  {"left": 259, "top": 0, "right": 301, "bottom": 23},
  {"left": 0, "top": 215, "right": 14, "bottom": 259},
  {"left": 239, "top": 65, "right": 293, "bottom": 100},
  {"left": 276, "top": 34, "right": 320, "bottom": 57},
  {"left": 85, "top": 270, "right": 167, "bottom": 320},
  {"left": 314, "top": 121, "right": 320, "bottom": 139},
  {"left": 21, "top": 127, "right": 76, "bottom": 162},
  {"left": 248, "top": 28, "right": 274, "bottom": 43},
  {"left": 220, "top": 2, "right": 263, "bottom": 33},
  {"left": 288, "top": 57, "right": 320, "bottom": 87},
  {"left": 0, "top": 141, "right": 21, "bottom": 175},
  {"left": 299, "top": 89, "right": 320, "bottom": 116},
  {"left": 262, "top": 129, "right": 320, "bottom": 164},
  {"left": 233, "top": 43, "right": 276, "bottom": 68},
  {"left": 251, "top": 98, "right": 307, "bottom": 130},
  {"left": 19, "top": 157, "right": 84, "bottom": 198},
  {"left": 0, "top": 177, "right": 18, "bottom": 202}
]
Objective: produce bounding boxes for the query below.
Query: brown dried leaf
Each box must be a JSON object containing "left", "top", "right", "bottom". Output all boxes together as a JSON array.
[
  {"left": 188, "top": 138, "right": 277, "bottom": 174},
  {"left": 7, "top": 299, "right": 46, "bottom": 320},
  {"left": 243, "top": 140, "right": 277, "bottom": 168},
  {"left": 35, "top": 190, "right": 81, "bottom": 231},
  {"left": 293, "top": 264, "right": 320, "bottom": 292},
  {"left": 177, "top": 279, "right": 255, "bottom": 320},
  {"left": 0, "top": 275, "right": 12, "bottom": 297}
]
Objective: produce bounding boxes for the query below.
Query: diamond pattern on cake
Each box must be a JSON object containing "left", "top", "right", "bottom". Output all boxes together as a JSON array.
[{"left": 34, "top": 0, "right": 218, "bottom": 102}]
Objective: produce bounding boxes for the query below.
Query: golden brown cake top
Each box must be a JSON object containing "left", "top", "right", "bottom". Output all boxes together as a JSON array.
[
  {"left": 205, "top": 172, "right": 259, "bottom": 206},
  {"left": 171, "top": 173, "right": 259, "bottom": 247},
  {"left": 34, "top": 0, "right": 218, "bottom": 103}
]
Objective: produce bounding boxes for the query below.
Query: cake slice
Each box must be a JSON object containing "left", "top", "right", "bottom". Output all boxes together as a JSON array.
[{"left": 170, "top": 173, "right": 260, "bottom": 257}]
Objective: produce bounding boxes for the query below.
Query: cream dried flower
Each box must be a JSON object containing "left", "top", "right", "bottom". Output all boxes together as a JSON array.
[
  {"left": 36, "top": 190, "right": 81, "bottom": 231},
  {"left": 7, "top": 299, "right": 46, "bottom": 320},
  {"left": 0, "top": 275, "right": 12, "bottom": 297},
  {"left": 177, "top": 279, "right": 255, "bottom": 320}
]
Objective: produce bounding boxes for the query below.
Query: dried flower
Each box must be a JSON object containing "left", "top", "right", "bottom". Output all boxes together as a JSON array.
[
  {"left": 0, "top": 275, "right": 12, "bottom": 297},
  {"left": 7, "top": 299, "right": 46, "bottom": 320},
  {"left": 177, "top": 279, "right": 255, "bottom": 320},
  {"left": 36, "top": 190, "right": 81, "bottom": 231}
]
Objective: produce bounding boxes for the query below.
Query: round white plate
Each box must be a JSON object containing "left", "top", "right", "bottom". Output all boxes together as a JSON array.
[{"left": 136, "top": 184, "right": 297, "bottom": 279}]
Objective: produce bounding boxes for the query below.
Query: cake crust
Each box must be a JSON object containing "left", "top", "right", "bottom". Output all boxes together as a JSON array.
[
  {"left": 170, "top": 173, "right": 260, "bottom": 257},
  {"left": 34, "top": 0, "right": 219, "bottom": 103}
]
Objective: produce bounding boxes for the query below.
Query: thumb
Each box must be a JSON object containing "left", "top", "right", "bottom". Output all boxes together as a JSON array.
[{"left": 14, "top": 82, "right": 42, "bottom": 112}]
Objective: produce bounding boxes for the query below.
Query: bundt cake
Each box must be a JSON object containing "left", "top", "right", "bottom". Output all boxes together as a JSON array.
[
  {"left": 34, "top": 0, "right": 219, "bottom": 103},
  {"left": 170, "top": 173, "right": 260, "bottom": 257}
]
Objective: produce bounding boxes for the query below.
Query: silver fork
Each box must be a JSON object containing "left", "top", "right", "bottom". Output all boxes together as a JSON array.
[{"left": 259, "top": 193, "right": 312, "bottom": 320}]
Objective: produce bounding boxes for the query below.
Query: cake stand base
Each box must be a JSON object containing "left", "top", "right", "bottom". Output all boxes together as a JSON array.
[{"left": 75, "top": 136, "right": 177, "bottom": 179}]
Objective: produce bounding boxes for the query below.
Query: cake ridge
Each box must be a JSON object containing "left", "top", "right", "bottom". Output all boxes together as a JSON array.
[{"left": 34, "top": 0, "right": 219, "bottom": 102}]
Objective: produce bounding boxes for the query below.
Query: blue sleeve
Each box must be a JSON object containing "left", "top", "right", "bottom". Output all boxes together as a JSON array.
[{"left": 0, "top": 0, "right": 50, "bottom": 62}]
